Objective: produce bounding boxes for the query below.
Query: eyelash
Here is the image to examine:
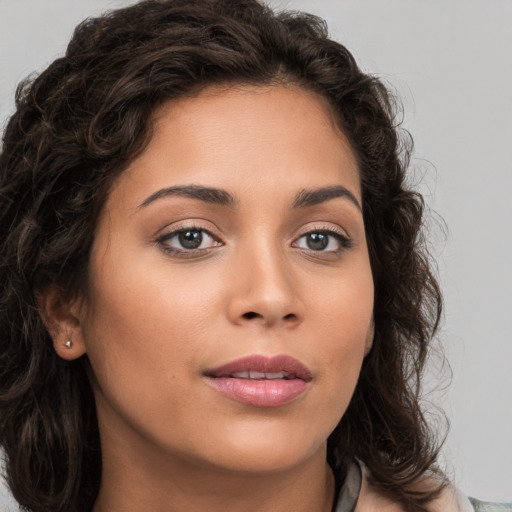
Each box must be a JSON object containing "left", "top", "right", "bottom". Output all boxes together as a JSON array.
[
  {"left": 155, "top": 225, "right": 222, "bottom": 257},
  {"left": 155, "top": 224, "right": 353, "bottom": 257},
  {"left": 293, "top": 226, "right": 353, "bottom": 254}
]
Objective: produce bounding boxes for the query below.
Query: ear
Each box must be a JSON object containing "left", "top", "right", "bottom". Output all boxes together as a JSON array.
[
  {"left": 364, "top": 318, "right": 374, "bottom": 356},
  {"left": 37, "top": 285, "right": 87, "bottom": 361}
]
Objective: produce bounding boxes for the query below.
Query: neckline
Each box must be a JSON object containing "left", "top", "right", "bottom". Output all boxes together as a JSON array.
[{"left": 332, "top": 459, "right": 362, "bottom": 512}]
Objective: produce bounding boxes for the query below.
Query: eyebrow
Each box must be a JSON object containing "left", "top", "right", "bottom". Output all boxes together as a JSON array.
[
  {"left": 293, "top": 186, "right": 361, "bottom": 211},
  {"left": 138, "top": 184, "right": 361, "bottom": 211},
  {"left": 138, "top": 185, "right": 237, "bottom": 209}
]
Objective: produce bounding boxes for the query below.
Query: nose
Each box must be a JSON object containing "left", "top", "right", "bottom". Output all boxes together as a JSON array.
[{"left": 225, "top": 243, "right": 305, "bottom": 329}]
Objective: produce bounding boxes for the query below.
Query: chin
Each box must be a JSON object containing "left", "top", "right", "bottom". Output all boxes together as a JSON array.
[
  {"left": 211, "top": 449, "right": 316, "bottom": 476},
  {"left": 196, "top": 425, "right": 327, "bottom": 475}
]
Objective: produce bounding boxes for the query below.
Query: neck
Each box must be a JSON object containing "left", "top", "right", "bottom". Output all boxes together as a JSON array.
[{"left": 93, "top": 443, "right": 335, "bottom": 512}]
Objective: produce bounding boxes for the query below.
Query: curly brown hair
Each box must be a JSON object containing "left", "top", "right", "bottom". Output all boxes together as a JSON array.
[{"left": 0, "top": 1, "right": 445, "bottom": 511}]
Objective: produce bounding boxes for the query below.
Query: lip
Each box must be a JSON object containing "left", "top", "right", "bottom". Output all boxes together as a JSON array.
[{"left": 204, "top": 354, "right": 312, "bottom": 407}]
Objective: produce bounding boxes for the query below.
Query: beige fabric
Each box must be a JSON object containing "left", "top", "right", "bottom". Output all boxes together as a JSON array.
[
  {"left": 346, "top": 462, "right": 475, "bottom": 512},
  {"left": 469, "top": 500, "right": 512, "bottom": 512}
]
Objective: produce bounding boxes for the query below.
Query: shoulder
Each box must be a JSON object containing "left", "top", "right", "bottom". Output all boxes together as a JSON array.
[
  {"left": 469, "top": 498, "right": 512, "bottom": 512},
  {"left": 352, "top": 463, "right": 404, "bottom": 512},
  {"left": 427, "top": 486, "right": 478, "bottom": 512},
  {"left": 354, "top": 464, "right": 475, "bottom": 512},
  {"left": 348, "top": 460, "right": 510, "bottom": 512}
]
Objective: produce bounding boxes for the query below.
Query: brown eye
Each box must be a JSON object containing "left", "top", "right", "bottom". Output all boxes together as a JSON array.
[
  {"left": 178, "top": 229, "right": 203, "bottom": 249},
  {"left": 305, "top": 233, "right": 328, "bottom": 251},
  {"left": 294, "top": 230, "right": 352, "bottom": 253},
  {"left": 157, "top": 227, "right": 222, "bottom": 253}
]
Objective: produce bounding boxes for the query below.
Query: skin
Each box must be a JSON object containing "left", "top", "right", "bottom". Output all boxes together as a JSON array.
[{"left": 47, "top": 84, "right": 375, "bottom": 512}]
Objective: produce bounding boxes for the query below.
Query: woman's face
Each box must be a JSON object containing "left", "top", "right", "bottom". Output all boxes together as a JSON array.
[{"left": 73, "top": 85, "right": 374, "bottom": 475}]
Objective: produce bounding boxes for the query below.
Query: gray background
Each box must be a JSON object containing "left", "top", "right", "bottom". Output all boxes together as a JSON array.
[{"left": 0, "top": 0, "right": 510, "bottom": 506}]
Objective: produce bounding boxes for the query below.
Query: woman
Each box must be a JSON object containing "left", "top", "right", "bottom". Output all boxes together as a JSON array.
[{"left": 0, "top": 1, "right": 506, "bottom": 511}]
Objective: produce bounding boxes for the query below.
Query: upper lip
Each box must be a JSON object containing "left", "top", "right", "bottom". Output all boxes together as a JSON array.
[{"left": 204, "top": 354, "right": 313, "bottom": 381}]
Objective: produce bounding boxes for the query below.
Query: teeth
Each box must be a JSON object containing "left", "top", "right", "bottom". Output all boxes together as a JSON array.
[
  {"left": 265, "top": 372, "right": 286, "bottom": 379},
  {"left": 231, "top": 371, "right": 250, "bottom": 378},
  {"left": 230, "top": 371, "right": 290, "bottom": 380}
]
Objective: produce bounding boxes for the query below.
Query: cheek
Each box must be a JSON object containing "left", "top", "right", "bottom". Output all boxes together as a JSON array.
[
  {"left": 311, "top": 258, "right": 374, "bottom": 345},
  {"left": 79, "top": 272, "right": 205, "bottom": 444},
  {"left": 83, "top": 242, "right": 221, "bottom": 343},
  {"left": 308, "top": 261, "right": 373, "bottom": 407},
  {"left": 78, "top": 236, "right": 235, "bottom": 407}
]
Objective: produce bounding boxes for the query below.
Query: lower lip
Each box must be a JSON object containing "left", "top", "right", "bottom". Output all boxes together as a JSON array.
[{"left": 205, "top": 377, "right": 309, "bottom": 407}]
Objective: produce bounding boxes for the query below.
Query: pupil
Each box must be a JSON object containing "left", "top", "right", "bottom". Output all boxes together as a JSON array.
[
  {"left": 307, "top": 233, "right": 328, "bottom": 250},
  {"left": 179, "top": 230, "right": 202, "bottom": 249}
]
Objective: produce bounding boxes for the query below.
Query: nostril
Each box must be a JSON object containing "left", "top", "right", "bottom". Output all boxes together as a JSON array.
[
  {"left": 243, "top": 311, "right": 260, "bottom": 320},
  {"left": 242, "top": 311, "right": 297, "bottom": 321}
]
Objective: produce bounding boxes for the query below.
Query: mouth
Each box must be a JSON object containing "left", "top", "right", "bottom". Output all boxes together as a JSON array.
[
  {"left": 204, "top": 355, "right": 312, "bottom": 407},
  {"left": 222, "top": 370, "right": 298, "bottom": 380}
]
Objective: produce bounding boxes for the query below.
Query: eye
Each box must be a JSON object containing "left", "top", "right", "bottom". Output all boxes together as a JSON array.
[
  {"left": 294, "top": 230, "right": 351, "bottom": 252},
  {"left": 157, "top": 227, "right": 222, "bottom": 254}
]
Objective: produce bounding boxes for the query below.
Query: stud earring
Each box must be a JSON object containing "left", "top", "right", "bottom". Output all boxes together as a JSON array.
[{"left": 64, "top": 340, "right": 73, "bottom": 348}]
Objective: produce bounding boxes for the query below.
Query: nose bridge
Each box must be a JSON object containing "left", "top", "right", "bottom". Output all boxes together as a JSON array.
[{"left": 227, "top": 234, "right": 303, "bottom": 326}]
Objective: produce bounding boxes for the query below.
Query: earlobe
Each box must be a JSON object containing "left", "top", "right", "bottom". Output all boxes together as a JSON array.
[
  {"left": 36, "top": 286, "right": 87, "bottom": 361},
  {"left": 364, "top": 319, "right": 374, "bottom": 356}
]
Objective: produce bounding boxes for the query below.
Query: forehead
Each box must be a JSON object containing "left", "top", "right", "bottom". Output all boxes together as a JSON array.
[{"left": 107, "top": 84, "right": 361, "bottom": 210}]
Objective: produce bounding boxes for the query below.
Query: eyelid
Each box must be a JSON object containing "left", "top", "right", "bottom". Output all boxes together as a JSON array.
[
  {"left": 154, "top": 222, "right": 224, "bottom": 256},
  {"left": 293, "top": 222, "right": 350, "bottom": 240},
  {"left": 292, "top": 223, "right": 353, "bottom": 252},
  {"left": 153, "top": 218, "right": 223, "bottom": 241}
]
